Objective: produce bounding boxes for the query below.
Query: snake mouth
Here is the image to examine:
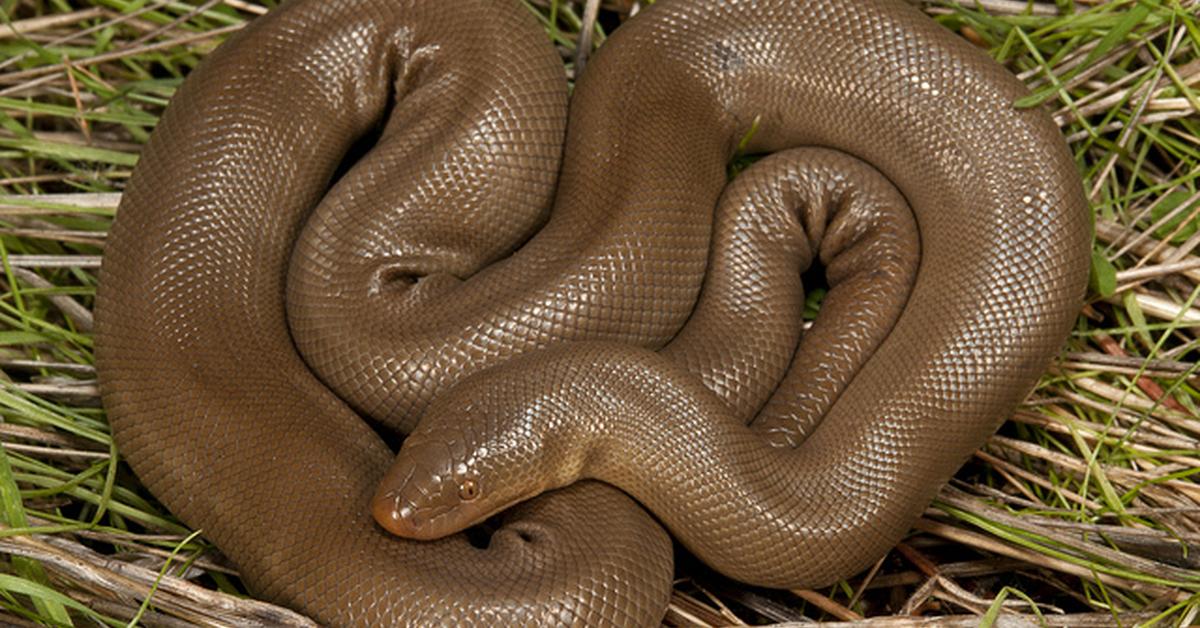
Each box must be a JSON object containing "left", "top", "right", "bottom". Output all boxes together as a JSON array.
[
  {"left": 373, "top": 488, "right": 524, "bottom": 542},
  {"left": 372, "top": 489, "right": 449, "bottom": 540}
]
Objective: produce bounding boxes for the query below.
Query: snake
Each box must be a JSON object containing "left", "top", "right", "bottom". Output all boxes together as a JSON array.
[{"left": 93, "top": 0, "right": 1091, "bottom": 625}]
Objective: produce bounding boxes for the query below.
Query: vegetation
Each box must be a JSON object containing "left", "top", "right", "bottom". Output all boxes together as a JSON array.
[{"left": 0, "top": 0, "right": 1196, "bottom": 625}]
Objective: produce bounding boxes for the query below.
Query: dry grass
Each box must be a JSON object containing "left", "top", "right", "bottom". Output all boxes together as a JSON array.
[{"left": 0, "top": 0, "right": 1197, "bottom": 626}]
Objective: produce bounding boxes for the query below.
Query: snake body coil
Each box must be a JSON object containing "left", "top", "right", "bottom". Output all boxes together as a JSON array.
[{"left": 94, "top": 0, "right": 1090, "bottom": 625}]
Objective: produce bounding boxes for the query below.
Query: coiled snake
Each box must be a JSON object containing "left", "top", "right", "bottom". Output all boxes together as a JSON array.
[{"left": 94, "top": 0, "right": 1090, "bottom": 625}]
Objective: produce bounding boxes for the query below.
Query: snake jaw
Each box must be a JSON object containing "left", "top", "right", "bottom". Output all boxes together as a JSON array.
[{"left": 371, "top": 491, "right": 427, "bottom": 539}]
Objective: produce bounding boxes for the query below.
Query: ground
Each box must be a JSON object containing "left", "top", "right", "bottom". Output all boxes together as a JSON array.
[{"left": 0, "top": 0, "right": 1197, "bottom": 626}]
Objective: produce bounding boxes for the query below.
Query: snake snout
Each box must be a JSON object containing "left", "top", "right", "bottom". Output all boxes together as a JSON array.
[
  {"left": 371, "top": 441, "right": 458, "bottom": 540},
  {"left": 371, "top": 493, "right": 428, "bottom": 539}
]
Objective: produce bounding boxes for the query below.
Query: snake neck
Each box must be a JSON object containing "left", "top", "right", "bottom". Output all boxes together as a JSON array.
[{"left": 459, "top": 341, "right": 936, "bottom": 589}]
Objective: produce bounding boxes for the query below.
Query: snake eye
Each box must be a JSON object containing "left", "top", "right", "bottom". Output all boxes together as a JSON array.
[{"left": 458, "top": 479, "right": 480, "bottom": 501}]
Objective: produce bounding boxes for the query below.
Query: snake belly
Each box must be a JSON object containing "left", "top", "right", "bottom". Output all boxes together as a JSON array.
[{"left": 94, "top": 0, "right": 1091, "bottom": 626}]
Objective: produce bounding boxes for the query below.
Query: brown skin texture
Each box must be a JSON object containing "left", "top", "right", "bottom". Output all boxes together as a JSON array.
[{"left": 94, "top": 0, "right": 1090, "bottom": 625}]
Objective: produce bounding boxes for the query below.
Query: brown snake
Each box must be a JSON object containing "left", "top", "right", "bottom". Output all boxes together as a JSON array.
[{"left": 94, "top": 0, "right": 1091, "bottom": 625}]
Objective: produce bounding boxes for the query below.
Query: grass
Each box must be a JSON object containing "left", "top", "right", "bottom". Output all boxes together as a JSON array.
[{"left": 0, "top": 0, "right": 1197, "bottom": 625}]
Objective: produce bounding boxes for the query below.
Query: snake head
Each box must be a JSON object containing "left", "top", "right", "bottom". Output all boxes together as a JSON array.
[
  {"left": 371, "top": 438, "right": 484, "bottom": 540},
  {"left": 371, "top": 377, "right": 580, "bottom": 540}
]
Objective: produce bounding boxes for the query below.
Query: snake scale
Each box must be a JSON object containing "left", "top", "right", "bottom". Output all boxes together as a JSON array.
[{"left": 93, "top": 0, "right": 1091, "bottom": 625}]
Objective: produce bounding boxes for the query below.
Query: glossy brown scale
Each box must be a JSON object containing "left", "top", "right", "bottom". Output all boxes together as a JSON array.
[{"left": 94, "top": 0, "right": 1090, "bottom": 625}]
